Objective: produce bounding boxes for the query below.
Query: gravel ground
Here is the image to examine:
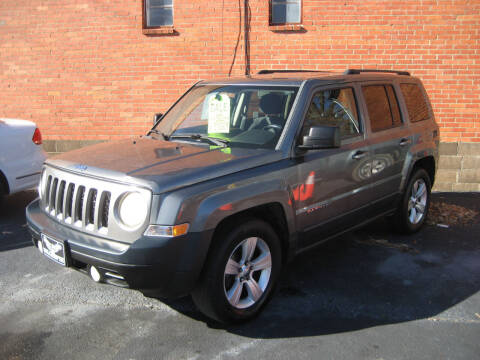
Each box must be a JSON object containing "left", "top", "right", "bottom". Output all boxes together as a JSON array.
[{"left": 1, "top": 191, "right": 479, "bottom": 360}]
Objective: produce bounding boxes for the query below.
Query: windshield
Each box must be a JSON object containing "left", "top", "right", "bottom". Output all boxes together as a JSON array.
[{"left": 153, "top": 84, "right": 300, "bottom": 149}]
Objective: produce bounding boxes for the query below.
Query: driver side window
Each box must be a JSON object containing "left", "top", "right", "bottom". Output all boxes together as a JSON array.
[{"left": 302, "top": 87, "right": 361, "bottom": 139}]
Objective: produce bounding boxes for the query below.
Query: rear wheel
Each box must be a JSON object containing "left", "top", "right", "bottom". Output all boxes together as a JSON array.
[
  {"left": 192, "top": 219, "right": 282, "bottom": 323},
  {"left": 394, "top": 168, "right": 431, "bottom": 234}
]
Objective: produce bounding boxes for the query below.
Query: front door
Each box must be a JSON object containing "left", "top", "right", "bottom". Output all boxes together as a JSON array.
[{"left": 293, "top": 85, "right": 372, "bottom": 249}]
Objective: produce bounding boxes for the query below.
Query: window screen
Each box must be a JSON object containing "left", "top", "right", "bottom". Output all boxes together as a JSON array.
[
  {"left": 271, "top": 0, "right": 301, "bottom": 24},
  {"left": 145, "top": 0, "right": 173, "bottom": 27},
  {"left": 302, "top": 88, "right": 361, "bottom": 139},
  {"left": 362, "top": 85, "right": 402, "bottom": 132},
  {"left": 400, "top": 83, "right": 430, "bottom": 123}
]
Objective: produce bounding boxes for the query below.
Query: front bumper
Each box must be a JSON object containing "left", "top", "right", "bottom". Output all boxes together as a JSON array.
[{"left": 26, "top": 198, "right": 211, "bottom": 298}]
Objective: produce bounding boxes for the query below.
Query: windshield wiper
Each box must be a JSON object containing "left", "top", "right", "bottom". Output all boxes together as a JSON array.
[
  {"left": 169, "top": 134, "right": 229, "bottom": 147},
  {"left": 147, "top": 129, "right": 169, "bottom": 140}
]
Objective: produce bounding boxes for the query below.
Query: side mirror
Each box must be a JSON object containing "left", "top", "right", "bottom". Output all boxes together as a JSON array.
[
  {"left": 297, "top": 126, "right": 340, "bottom": 150},
  {"left": 153, "top": 112, "right": 163, "bottom": 125}
]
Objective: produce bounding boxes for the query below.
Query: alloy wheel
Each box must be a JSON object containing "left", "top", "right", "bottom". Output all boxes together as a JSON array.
[
  {"left": 223, "top": 237, "right": 272, "bottom": 309},
  {"left": 408, "top": 178, "right": 428, "bottom": 224}
]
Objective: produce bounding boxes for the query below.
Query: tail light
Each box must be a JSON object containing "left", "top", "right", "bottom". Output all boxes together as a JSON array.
[{"left": 32, "top": 127, "right": 42, "bottom": 145}]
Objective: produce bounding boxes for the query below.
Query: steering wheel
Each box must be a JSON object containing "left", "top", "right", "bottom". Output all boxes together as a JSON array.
[{"left": 263, "top": 124, "right": 282, "bottom": 131}]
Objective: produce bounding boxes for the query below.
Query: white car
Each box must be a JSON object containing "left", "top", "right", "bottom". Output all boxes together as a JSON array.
[{"left": 0, "top": 118, "right": 46, "bottom": 198}]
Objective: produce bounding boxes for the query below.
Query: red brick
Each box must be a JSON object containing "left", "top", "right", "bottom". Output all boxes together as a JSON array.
[{"left": 0, "top": 0, "right": 478, "bottom": 142}]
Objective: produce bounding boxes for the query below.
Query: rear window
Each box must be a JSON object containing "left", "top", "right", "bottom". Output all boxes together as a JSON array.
[
  {"left": 400, "top": 83, "right": 430, "bottom": 123},
  {"left": 362, "top": 85, "right": 402, "bottom": 132}
]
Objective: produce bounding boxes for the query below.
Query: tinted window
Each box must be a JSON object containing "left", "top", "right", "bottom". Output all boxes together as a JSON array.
[
  {"left": 302, "top": 88, "right": 361, "bottom": 139},
  {"left": 362, "top": 85, "right": 402, "bottom": 132},
  {"left": 271, "top": 0, "right": 301, "bottom": 24},
  {"left": 146, "top": 0, "right": 173, "bottom": 27},
  {"left": 400, "top": 83, "right": 430, "bottom": 122}
]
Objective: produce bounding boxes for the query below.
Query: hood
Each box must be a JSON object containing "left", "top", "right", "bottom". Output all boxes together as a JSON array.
[{"left": 47, "top": 137, "right": 282, "bottom": 193}]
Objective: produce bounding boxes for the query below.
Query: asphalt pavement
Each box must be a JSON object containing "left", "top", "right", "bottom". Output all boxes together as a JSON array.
[{"left": 1, "top": 190, "right": 479, "bottom": 360}]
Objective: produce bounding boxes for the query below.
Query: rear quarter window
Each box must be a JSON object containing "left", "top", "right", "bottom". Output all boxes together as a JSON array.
[{"left": 400, "top": 83, "right": 430, "bottom": 123}]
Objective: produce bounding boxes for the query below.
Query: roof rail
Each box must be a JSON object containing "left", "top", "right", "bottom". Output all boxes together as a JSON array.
[
  {"left": 344, "top": 69, "right": 411, "bottom": 76},
  {"left": 257, "top": 69, "right": 328, "bottom": 74}
]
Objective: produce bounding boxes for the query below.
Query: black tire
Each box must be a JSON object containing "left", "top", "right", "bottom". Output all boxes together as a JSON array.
[
  {"left": 0, "top": 181, "right": 5, "bottom": 208},
  {"left": 192, "top": 218, "right": 282, "bottom": 323},
  {"left": 394, "top": 168, "right": 431, "bottom": 234}
]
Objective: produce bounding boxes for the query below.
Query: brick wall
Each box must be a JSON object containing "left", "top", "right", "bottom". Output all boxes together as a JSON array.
[{"left": 1, "top": 0, "right": 479, "bottom": 143}]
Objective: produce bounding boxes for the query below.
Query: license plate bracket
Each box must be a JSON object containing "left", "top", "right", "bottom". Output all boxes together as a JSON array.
[{"left": 41, "top": 233, "right": 67, "bottom": 266}]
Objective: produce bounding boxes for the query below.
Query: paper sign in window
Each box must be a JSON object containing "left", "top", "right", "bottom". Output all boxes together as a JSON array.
[{"left": 208, "top": 94, "right": 230, "bottom": 133}]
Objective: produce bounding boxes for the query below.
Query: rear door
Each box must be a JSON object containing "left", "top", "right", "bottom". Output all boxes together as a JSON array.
[
  {"left": 293, "top": 84, "right": 373, "bottom": 248},
  {"left": 359, "top": 82, "right": 413, "bottom": 213}
]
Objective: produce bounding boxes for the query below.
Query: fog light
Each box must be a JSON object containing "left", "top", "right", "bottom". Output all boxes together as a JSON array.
[
  {"left": 37, "top": 240, "right": 43, "bottom": 254},
  {"left": 89, "top": 266, "right": 102, "bottom": 282}
]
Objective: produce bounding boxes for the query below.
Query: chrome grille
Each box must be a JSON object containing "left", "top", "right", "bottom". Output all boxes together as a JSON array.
[
  {"left": 39, "top": 165, "right": 152, "bottom": 241},
  {"left": 43, "top": 175, "right": 111, "bottom": 233}
]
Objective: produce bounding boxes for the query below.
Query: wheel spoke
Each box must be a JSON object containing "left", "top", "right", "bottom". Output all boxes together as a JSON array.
[
  {"left": 409, "top": 208, "right": 417, "bottom": 223},
  {"left": 245, "top": 279, "right": 263, "bottom": 302},
  {"left": 408, "top": 198, "right": 415, "bottom": 211},
  {"left": 225, "top": 258, "right": 240, "bottom": 275},
  {"left": 415, "top": 202, "right": 425, "bottom": 213},
  {"left": 227, "top": 279, "right": 243, "bottom": 306},
  {"left": 241, "top": 237, "right": 257, "bottom": 263},
  {"left": 251, "top": 252, "right": 272, "bottom": 271},
  {"left": 416, "top": 182, "right": 426, "bottom": 198},
  {"left": 412, "top": 181, "right": 418, "bottom": 197}
]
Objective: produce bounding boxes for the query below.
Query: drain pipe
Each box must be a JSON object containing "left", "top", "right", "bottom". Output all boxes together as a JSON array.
[{"left": 244, "top": 0, "right": 250, "bottom": 76}]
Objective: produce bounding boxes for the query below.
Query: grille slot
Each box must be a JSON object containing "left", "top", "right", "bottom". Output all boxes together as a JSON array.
[
  {"left": 75, "top": 186, "right": 86, "bottom": 224},
  {"left": 49, "top": 178, "right": 58, "bottom": 214},
  {"left": 45, "top": 175, "right": 52, "bottom": 208},
  {"left": 86, "top": 189, "right": 97, "bottom": 226},
  {"left": 57, "top": 180, "right": 66, "bottom": 216},
  {"left": 65, "top": 183, "right": 75, "bottom": 220},
  {"left": 100, "top": 191, "right": 111, "bottom": 229}
]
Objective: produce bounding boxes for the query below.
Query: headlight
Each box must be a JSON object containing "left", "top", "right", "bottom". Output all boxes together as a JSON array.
[
  {"left": 117, "top": 191, "right": 150, "bottom": 229},
  {"left": 38, "top": 170, "right": 47, "bottom": 199}
]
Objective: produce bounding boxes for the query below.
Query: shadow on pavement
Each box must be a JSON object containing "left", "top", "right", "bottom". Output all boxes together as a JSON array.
[
  {"left": 162, "top": 192, "right": 480, "bottom": 338},
  {"left": 0, "top": 190, "right": 37, "bottom": 252}
]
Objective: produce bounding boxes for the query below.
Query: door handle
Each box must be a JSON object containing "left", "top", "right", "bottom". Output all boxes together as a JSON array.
[
  {"left": 352, "top": 151, "right": 367, "bottom": 160},
  {"left": 399, "top": 138, "right": 411, "bottom": 146}
]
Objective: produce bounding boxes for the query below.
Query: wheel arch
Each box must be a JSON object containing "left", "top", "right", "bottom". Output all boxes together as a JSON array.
[
  {"left": 411, "top": 155, "right": 436, "bottom": 186},
  {"left": 209, "top": 202, "right": 292, "bottom": 265}
]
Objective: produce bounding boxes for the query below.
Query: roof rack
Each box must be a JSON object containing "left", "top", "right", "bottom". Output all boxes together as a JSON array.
[
  {"left": 344, "top": 69, "right": 410, "bottom": 76},
  {"left": 257, "top": 69, "right": 329, "bottom": 74}
]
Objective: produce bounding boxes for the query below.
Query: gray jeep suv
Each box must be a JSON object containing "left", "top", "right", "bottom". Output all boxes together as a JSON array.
[{"left": 27, "top": 69, "right": 439, "bottom": 323}]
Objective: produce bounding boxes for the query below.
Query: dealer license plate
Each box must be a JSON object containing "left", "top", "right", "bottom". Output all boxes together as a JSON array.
[{"left": 41, "top": 233, "right": 66, "bottom": 266}]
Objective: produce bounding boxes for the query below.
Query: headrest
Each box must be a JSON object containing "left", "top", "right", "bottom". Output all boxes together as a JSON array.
[{"left": 259, "top": 93, "right": 285, "bottom": 115}]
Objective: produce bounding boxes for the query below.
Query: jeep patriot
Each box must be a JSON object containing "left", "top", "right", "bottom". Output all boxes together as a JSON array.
[{"left": 27, "top": 69, "right": 439, "bottom": 323}]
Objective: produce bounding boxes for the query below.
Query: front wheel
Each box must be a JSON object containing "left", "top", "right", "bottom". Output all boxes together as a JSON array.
[
  {"left": 394, "top": 168, "right": 431, "bottom": 234},
  {"left": 192, "top": 219, "right": 282, "bottom": 323}
]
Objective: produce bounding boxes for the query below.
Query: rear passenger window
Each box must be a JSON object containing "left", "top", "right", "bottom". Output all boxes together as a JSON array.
[
  {"left": 362, "top": 85, "right": 402, "bottom": 132},
  {"left": 302, "top": 87, "right": 361, "bottom": 139},
  {"left": 400, "top": 83, "right": 430, "bottom": 122}
]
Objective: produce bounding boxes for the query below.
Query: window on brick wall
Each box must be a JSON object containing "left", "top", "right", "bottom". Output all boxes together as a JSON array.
[
  {"left": 270, "top": 0, "right": 302, "bottom": 25},
  {"left": 144, "top": 0, "right": 173, "bottom": 27}
]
